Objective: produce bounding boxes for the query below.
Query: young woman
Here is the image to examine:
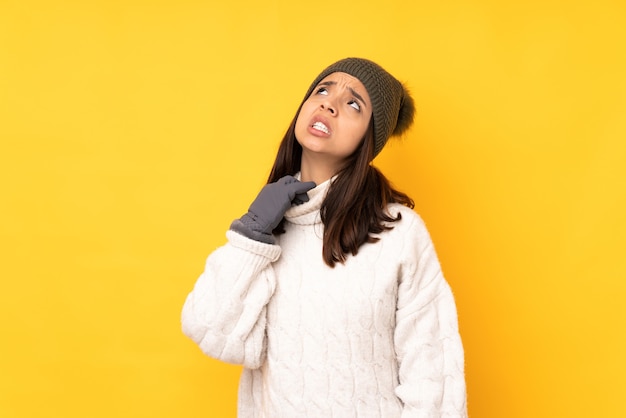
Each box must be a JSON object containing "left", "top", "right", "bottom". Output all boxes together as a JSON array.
[{"left": 182, "top": 58, "right": 467, "bottom": 417}]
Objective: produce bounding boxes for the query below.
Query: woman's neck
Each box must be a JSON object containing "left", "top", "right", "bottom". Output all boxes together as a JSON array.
[{"left": 300, "top": 153, "right": 341, "bottom": 185}]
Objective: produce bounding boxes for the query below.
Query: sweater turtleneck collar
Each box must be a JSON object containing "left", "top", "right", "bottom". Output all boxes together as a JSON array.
[{"left": 284, "top": 173, "right": 333, "bottom": 226}]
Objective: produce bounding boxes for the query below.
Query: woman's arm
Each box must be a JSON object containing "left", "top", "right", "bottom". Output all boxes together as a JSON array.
[
  {"left": 182, "top": 175, "right": 315, "bottom": 368},
  {"left": 394, "top": 214, "right": 467, "bottom": 417},
  {"left": 181, "top": 230, "right": 281, "bottom": 369}
]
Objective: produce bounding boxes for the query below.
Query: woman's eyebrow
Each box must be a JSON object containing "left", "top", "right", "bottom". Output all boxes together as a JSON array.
[
  {"left": 318, "top": 81, "right": 336, "bottom": 88},
  {"left": 317, "top": 81, "right": 368, "bottom": 108},
  {"left": 348, "top": 87, "right": 367, "bottom": 108}
]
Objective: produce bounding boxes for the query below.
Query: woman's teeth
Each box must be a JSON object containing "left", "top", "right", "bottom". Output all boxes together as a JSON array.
[{"left": 312, "top": 121, "right": 329, "bottom": 134}]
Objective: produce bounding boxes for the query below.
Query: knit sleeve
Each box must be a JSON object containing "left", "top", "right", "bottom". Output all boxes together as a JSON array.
[
  {"left": 181, "top": 230, "right": 281, "bottom": 369},
  {"left": 393, "top": 213, "right": 467, "bottom": 417}
]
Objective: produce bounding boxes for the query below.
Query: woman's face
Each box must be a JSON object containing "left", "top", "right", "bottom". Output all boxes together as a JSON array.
[{"left": 295, "top": 72, "right": 372, "bottom": 167}]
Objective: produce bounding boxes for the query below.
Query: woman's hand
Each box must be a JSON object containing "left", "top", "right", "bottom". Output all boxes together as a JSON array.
[{"left": 230, "top": 175, "right": 316, "bottom": 243}]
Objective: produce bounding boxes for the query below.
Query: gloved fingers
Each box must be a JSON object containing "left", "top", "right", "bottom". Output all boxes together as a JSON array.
[
  {"left": 292, "top": 193, "right": 308, "bottom": 205},
  {"left": 292, "top": 181, "right": 316, "bottom": 194},
  {"left": 299, "top": 181, "right": 317, "bottom": 191},
  {"left": 277, "top": 175, "right": 297, "bottom": 185},
  {"left": 286, "top": 181, "right": 316, "bottom": 203}
]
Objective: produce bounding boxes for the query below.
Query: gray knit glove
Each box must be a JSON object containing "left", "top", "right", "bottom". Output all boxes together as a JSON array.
[{"left": 230, "top": 175, "right": 316, "bottom": 243}]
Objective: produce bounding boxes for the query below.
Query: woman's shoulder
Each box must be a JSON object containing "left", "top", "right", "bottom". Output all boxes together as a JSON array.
[
  {"left": 386, "top": 203, "right": 425, "bottom": 227},
  {"left": 384, "top": 203, "right": 435, "bottom": 243}
]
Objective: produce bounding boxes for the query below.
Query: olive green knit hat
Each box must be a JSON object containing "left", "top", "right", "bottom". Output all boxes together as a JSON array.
[{"left": 302, "top": 57, "right": 415, "bottom": 158}]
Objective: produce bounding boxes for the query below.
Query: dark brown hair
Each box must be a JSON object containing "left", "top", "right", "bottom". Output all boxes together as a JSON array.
[{"left": 268, "top": 113, "right": 414, "bottom": 267}]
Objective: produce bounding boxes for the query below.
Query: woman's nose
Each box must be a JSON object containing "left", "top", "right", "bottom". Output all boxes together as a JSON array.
[{"left": 320, "top": 100, "right": 336, "bottom": 115}]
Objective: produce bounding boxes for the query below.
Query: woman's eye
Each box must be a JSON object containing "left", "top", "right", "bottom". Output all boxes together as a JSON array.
[
  {"left": 349, "top": 100, "right": 361, "bottom": 111},
  {"left": 316, "top": 87, "right": 328, "bottom": 95}
]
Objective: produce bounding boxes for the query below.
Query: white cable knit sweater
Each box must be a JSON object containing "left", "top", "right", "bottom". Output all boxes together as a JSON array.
[{"left": 182, "top": 178, "right": 467, "bottom": 417}]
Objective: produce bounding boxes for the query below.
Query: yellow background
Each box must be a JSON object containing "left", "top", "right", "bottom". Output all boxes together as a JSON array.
[{"left": 1, "top": 0, "right": 625, "bottom": 417}]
